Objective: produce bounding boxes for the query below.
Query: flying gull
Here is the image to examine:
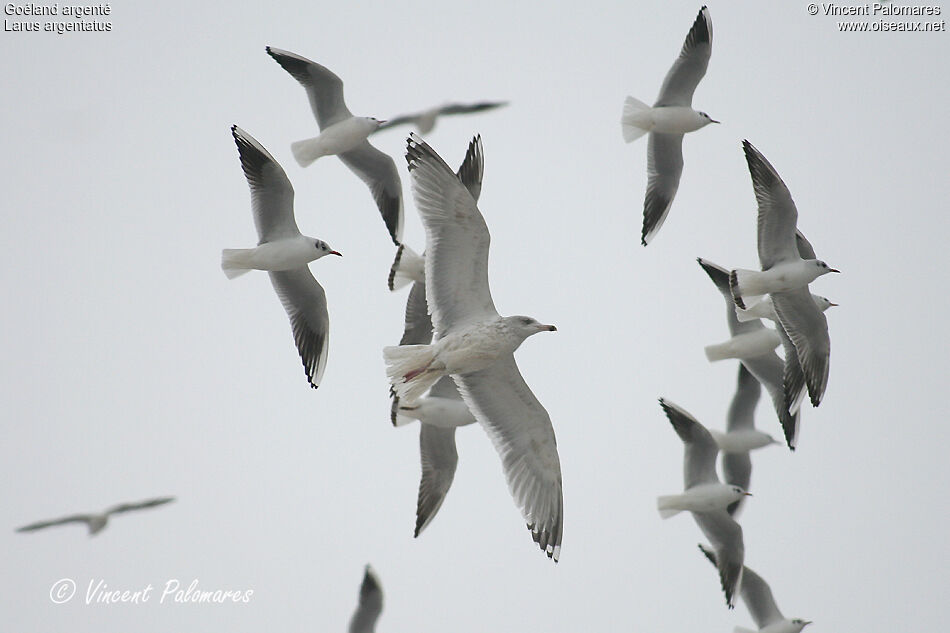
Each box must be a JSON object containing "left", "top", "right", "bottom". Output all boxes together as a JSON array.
[
  {"left": 621, "top": 5, "right": 718, "bottom": 245},
  {"left": 698, "top": 258, "right": 801, "bottom": 449},
  {"left": 16, "top": 496, "right": 175, "bottom": 536},
  {"left": 348, "top": 565, "right": 383, "bottom": 633},
  {"left": 657, "top": 398, "right": 747, "bottom": 608},
  {"left": 730, "top": 141, "right": 838, "bottom": 407},
  {"left": 266, "top": 46, "right": 404, "bottom": 245},
  {"left": 383, "top": 134, "right": 563, "bottom": 561},
  {"left": 699, "top": 544, "right": 812, "bottom": 633},
  {"left": 375, "top": 100, "right": 508, "bottom": 135},
  {"left": 221, "top": 125, "right": 340, "bottom": 389}
]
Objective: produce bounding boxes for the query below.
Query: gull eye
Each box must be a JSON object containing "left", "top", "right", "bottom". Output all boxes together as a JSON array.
[{"left": 520, "top": 318, "right": 532, "bottom": 325}]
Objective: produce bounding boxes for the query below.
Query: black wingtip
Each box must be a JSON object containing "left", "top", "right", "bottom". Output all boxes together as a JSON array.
[
  {"left": 728, "top": 270, "right": 746, "bottom": 309},
  {"left": 388, "top": 244, "right": 405, "bottom": 291}
]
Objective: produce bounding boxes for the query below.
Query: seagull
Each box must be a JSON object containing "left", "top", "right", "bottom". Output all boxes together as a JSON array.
[
  {"left": 657, "top": 399, "right": 747, "bottom": 608},
  {"left": 730, "top": 141, "right": 838, "bottom": 407},
  {"left": 348, "top": 565, "right": 383, "bottom": 633},
  {"left": 375, "top": 101, "right": 508, "bottom": 135},
  {"left": 621, "top": 5, "right": 718, "bottom": 245},
  {"left": 221, "top": 125, "right": 340, "bottom": 389},
  {"left": 388, "top": 135, "right": 484, "bottom": 293},
  {"left": 393, "top": 375, "right": 477, "bottom": 536},
  {"left": 16, "top": 497, "right": 175, "bottom": 536},
  {"left": 698, "top": 258, "right": 801, "bottom": 449},
  {"left": 266, "top": 46, "right": 403, "bottom": 245},
  {"left": 699, "top": 545, "right": 812, "bottom": 633},
  {"left": 710, "top": 365, "right": 779, "bottom": 516},
  {"left": 383, "top": 134, "right": 563, "bottom": 561}
]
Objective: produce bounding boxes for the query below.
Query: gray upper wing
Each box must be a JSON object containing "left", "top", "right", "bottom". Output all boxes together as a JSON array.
[
  {"left": 415, "top": 424, "right": 460, "bottom": 537},
  {"left": 266, "top": 47, "right": 352, "bottom": 129},
  {"left": 659, "top": 398, "right": 719, "bottom": 489},
  {"left": 693, "top": 511, "right": 744, "bottom": 609},
  {"left": 338, "top": 141, "right": 404, "bottom": 245},
  {"left": 106, "top": 497, "right": 175, "bottom": 516},
  {"left": 348, "top": 566, "right": 383, "bottom": 633},
  {"left": 231, "top": 126, "right": 299, "bottom": 243},
  {"left": 641, "top": 132, "right": 684, "bottom": 245},
  {"left": 269, "top": 268, "right": 330, "bottom": 389},
  {"left": 399, "top": 280, "right": 433, "bottom": 346},
  {"left": 654, "top": 6, "right": 713, "bottom": 107},
  {"left": 772, "top": 286, "right": 831, "bottom": 408},
  {"left": 743, "top": 140, "right": 800, "bottom": 270},
  {"left": 456, "top": 135, "right": 484, "bottom": 202},
  {"left": 726, "top": 364, "right": 760, "bottom": 432}
]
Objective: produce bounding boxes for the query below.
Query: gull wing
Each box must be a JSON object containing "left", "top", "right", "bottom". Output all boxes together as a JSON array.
[
  {"left": 698, "top": 544, "right": 784, "bottom": 626},
  {"left": 456, "top": 134, "right": 485, "bottom": 202},
  {"left": 348, "top": 566, "right": 383, "bottom": 633},
  {"left": 406, "top": 134, "right": 497, "bottom": 336},
  {"left": 726, "top": 364, "right": 760, "bottom": 433},
  {"left": 15, "top": 514, "right": 93, "bottom": 532},
  {"left": 772, "top": 286, "right": 831, "bottom": 407},
  {"left": 399, "top": 280, "right": 433, "bottom": 346},
  {"left": 641, "top": 132, "right": 684, "bottom": 245},
  {"left": 659, "top": 398, "right": 719, "bottom": 489},
  {"left": 693, "top": 511, "right": 745, "bottom": 609},
  {"left": 106, "top": 496, "right": 175, "bottom": 516},
  {"left": 454, "top": 355, "right": 563, "bottom": 562},
  {"left": 231, "top": 126, "right": 299, "bottom": 243},
  {"left": 338, "top": 142, "right": 404, "bottom": 245},
  {"left": 654, "top": 6, "right": 713, "bottom": 107},
  {"left": 415, "top": 424, "right": 460, "bottom": 537},
  {"left": 269, "top": 268, "right": 330, "bottom": 389},
  {"left": 743, "top": 140, "right": 800, "bottom": 270},
  {"left": 265, "top": 47, "right": 352, "bottom": 128}
]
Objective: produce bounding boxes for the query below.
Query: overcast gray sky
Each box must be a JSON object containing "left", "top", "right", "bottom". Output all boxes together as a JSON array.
[{"left": 2, "top": 1, "right": 948, "bottom": 631}]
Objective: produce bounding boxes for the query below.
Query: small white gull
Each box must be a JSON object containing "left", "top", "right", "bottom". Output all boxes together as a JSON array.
[
  {"left": 699, "top": 544, "right": 812, "bottom": 633},
  {"left": 383, "top": 134, "right": 563, "bottom": 561},
  {"left": 657, "top": 399, "right": 747, "bottom": 608},
  {"left": 348, "top": 565, "right": 383, "bottom": 633},
  {"left": 266, "top": 46, "right": 404, "bottom": 245},
  {"left": 221, "top": 125, "right": 340, "bottom": 389},
  {"left": 621, "top": 5, "right": 718, "bottom": 245},
  {"left": 375, "top": 100, "right": 508, "bottom": 135},
  {"left": 16, "top": 496, "right": 175, "bottom": 536}
]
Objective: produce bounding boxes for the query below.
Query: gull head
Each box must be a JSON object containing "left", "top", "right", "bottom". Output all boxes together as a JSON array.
[
  {"left": 730, "top": 485, "right": 752, "bottom": 501},
  {"left": 813, "top": 295, "right": 838, "bottom": 312},
  {"left": 811, "top": 259, "right": 840, "bottom": 277},
  {"left": 363, "top": 116, "right": 386, "bottom": 130},
  {"left": 314, "top": 240, "right": 342, "bottom": 259},
  {"left": 697, "top": 111, "right": 719, "bottom": 125},
  {"left": 504, "top": 316, "right": 557, "bottom": 341},
  {"left": 789, "top": 619, "right": 813, "bottom": 632}
]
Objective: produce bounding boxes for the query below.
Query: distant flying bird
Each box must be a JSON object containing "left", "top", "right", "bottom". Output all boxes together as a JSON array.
[
  {"left": 16, "top": 497, "right": 175, "bottom": 536},
  {"left": 375, "top": 100, "right": 508, "bottom": 135},
  {"left": 384, "top": 134, "right": 563, "bottom": 562},
  {"left": 348, "top": 565, "right": 383, "bottom": 633},
  {"left": 621, "top": 5, "right": 718, "bottom": 245},
  {"left": 221, "top": 125, "right": 340, "bottom": 389},
  {"left": 699, "top": 544, "right": 812, "bottom": 633},
  {"left": 710, "top": 365, "right": 779, "bottom": 516},
  {"left": 657, "top": 399, "right": 747, "bottom": 608},
  {"left": 697, "top": 258, "right": 801, "bottom": 449},
  {"left": 730, "top": 141, "right": 838, "bottom": 407},
  {"left": 266, "top": 46, "right": 404, "bottom": 245}
]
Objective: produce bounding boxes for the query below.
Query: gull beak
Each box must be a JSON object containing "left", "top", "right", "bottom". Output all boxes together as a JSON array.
[
  {"left": 377, "top": 120, "right": 387, "bottom": 125},
  {"left": 541, "top": 324, "right": 557, "bottom": 332},
  {"left": 743, "top": 492, "right": 753, "bottom": 496},
  {"left": 710, "top": 118, "right": 720, "bottom": 124},
  {"left": 829, "top": 302, "right": 839, "bottom": 307},
  {"left": 830, "top": 268, "right": 840, "bottom": 273},
  {"left": 330, "top": 250, "right": 343, "bottom": 257}
]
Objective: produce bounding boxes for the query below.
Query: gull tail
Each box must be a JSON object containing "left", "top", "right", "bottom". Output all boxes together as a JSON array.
[
  {"left": 383, "top": 345, "right": 444, "bottom": 403},
  {"left": 704, "top": 341, "right": 734, "bottom": 362},
  {"left": 621, "top": 96, "right": 652, "bottom": 143},
  {"left": 388, "top": 244, "right": 422, "bottom": 291},
  {"left": 735, "top": 306, "right": 760, "bottom": 322},
  {"left": 728, "top": 269, "right": 761, "bottom": 310},
  {"left": 290, "top": 137, "right": 325, "bottom": 168},
  {"left": 656, "top": 495, "right": 683, "bottom": 519},
  {"left": 221, "top": 249, "right": 253, "bottom": 279},
  {"left": 390, "top": 396, "right": 417, "bottom": 427}
]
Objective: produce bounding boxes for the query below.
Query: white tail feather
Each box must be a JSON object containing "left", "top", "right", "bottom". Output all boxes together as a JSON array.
[
  {"left": 735, "top": 307, "right": 759, "bottom": 322},
  {"left": 221, "top": 249, "right": 253, "bottom": 279},
  {"left": 704, "top": 341, "right": 732, "bottom": 362},
  {"left": 621, "top": 96, "right": 652, "bottom": 143},
  {"left": 388, "top": 244, "right": 423, "bottom": 291},
  {"left": 383, "top": 345, "right": 444, "bottom": 403},
  {"left": 656, "top": 495, "right": 683, "bottom": 519},
  {"left": 734, "top": 628, "right": 757, "bottom": 633},
  {"left": 290, "top": 137, "right": 324, "bottom": 168}
]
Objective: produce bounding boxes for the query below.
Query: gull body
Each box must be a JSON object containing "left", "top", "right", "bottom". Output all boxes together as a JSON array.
[
  {"left": 222, "top": 234, "right": 338, "bottom": 278},
  {"left": 704, "top": 328, "right": 781, "bottom": 362},
  {"left": 729, "top": 260, "right": 835, "bottom": 309},
  {"left": 737, "top": 294, "right": 836, "bottom": 323},
  {"left": 621, "top": 6, "right": 716, "bottom": 245},
  {"left": 657, "top": 482, "right": 748, "bottom": 517},
  {"left": 710, "top": 429, "right": 777, "bottom": 454},
  {"left": 383, "top": 134, "right": 563, "bottom": 562},
  {"left": 290, "top": 116, "right": 382, "bottom": 167},
  {"left": 394, "top": 391, "right": 475, "bottom": 429}
]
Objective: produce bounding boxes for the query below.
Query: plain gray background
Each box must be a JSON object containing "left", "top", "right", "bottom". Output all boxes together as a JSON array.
[{"left": 2, "top": 1, "right": 947, "bottom": 630}]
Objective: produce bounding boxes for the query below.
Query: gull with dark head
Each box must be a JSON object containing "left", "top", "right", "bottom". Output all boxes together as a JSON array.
[
  {"left": 730, "top": 141, "right": 838, "bottom": 407},
  {"left": 657, "top": 398, "right": 747, "bottom": 608},
  {"left": 221, "top": 126, "right": 340, "bottom": 389},
  {"left": 699, "top": 545, "right": 812, "bottom": 633},
  {"left": 348, "top": 565, "right": 383, "bottom": 633},
  {"left": 621, "top": 5, "right": 717, "bottom": 245},
  {"left": 266, "top": 46, "right": 403, "bottom": 245},
  {"left": 16, "top": 496, "right": 175, "bottom": 536},
  {"left": 383, "top": 134, "right": 563, "bottom": 561},
  {"left": 375, "top": 100, "right": 508, "bottom": 135}
]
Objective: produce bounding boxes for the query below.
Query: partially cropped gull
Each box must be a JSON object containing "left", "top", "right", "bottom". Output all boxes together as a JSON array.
[
  {"left": 621, "top": 5, "right": 718, "bottom": 245},
  {"left": 221, "top": 125, "right": 340, "bottom": 389},
  {"left": 266, "top": 46, "right": 403, "bottom": 245},
  {"left": 384, "top": 134, "right": 563, "bottom": 561},
  {"left": 348, "top": 565, "right": 383, "bottom": 633}
]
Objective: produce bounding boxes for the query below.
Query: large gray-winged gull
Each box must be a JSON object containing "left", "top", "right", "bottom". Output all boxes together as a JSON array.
[
  {"left": 16, "top": 496, "right": 175, "bottom": 536},
  {"left": 699, "top": 544, "right": 812, "bottom": 633},
  {"left": 383, "top": 134, "right": 563, "bottom": 561},
  {"left": 348, "top": 565, "right": 383, "bottom": 633},
  {"left": 657, "top": 399, "right": 747, "bottom": 609},
  {"left": 621, "top": 5, "right": 718, "bottom": 245},
  {"left": 266, "top": 46, "right": 404, "bottom": 245},
  {"left": 730, "top": 141, "right": 838, "bottom": 407},
  {"left": 375, "top": 100, "right": 508, "bottom": 135},
  {"left": 698, "top": 258, "right": 801, "bottom": 449},
  {"left": 221, "top": 125, "right": 340, "bottom": 390}
]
